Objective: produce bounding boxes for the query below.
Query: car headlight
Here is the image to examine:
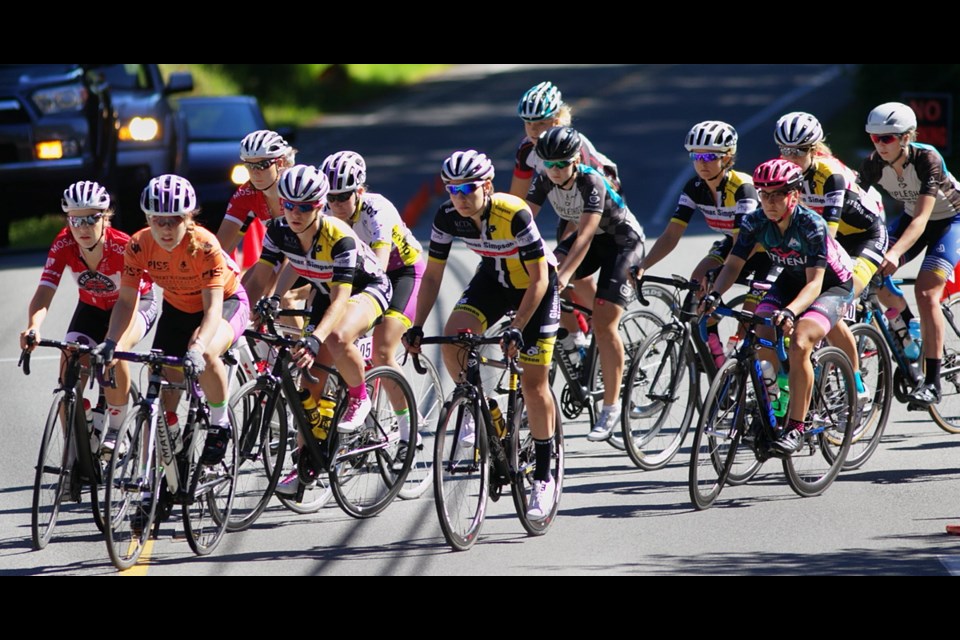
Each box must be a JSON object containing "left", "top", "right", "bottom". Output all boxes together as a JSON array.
[
  {"left": 231, "top": 165, "right": 250, "bottom": 186},
  {"left": 119, "top": 117, "right": 160, "bottom": 142},
  {"left": 32, "top": 84, "right": 87, "bottom": 115}
]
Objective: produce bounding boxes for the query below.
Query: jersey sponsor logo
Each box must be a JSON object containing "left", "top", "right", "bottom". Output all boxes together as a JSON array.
[
  {"left": 525, "top": 346, "right": 540, "bottom": 357},
  {"left": 45, "top": 257, "right": 56, "bottom": 268},
  {"left": 788, "top": 237, "right": 802, "bottom": 250},
  {"left": 129, "top": 241, "right": 142, "bottom": 255},
  {"left": 124, "top": 265, "right": 141, "bottom": 278},
  {"left": 77, "top": 271, "right": 118, "bottom": 293},
  {"left": 179, "top": 260, "right": 190, "bottom": 273},
  {"left": 938, "top": 244, "right": 947, "bottom": 254},
  {"left": 202, "top": 267, "right": 223, "bottom": 280},
  {"left": 588, "top": 188, "right": 601, "bottom": 207},
  {"left": 148, "top": 260, "right": 169, "bottom": 271},
  {"left": 50, "top": 237, "right": 75, "bottom": 253}
]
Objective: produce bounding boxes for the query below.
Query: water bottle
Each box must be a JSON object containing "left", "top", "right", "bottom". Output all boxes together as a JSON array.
[
  {"left": 908, "top": 318, "right": 922, "bottom": 345},
  {"left": 885, "top": 309, "right": 919, "bottom": 360},
  {"left": 165, "top": 411, "right": 183, "bottom": 455},
  {"left": 488, "top": 398, "right": 506, "bottom": 439},
  {"left": 317, "top": 396, "right": 336, "bottom": 440},
  {"left": 760, "top": 360, "right": 780, "bottom": 403},
  {"left": 559, "top": 332, "right": 581, "bottom": 368},
  {"left": 83, "top": 399, "right": 101, "bottom": 452},
  {"left": 300, "top": 390, "right": 327, "bottom": 441},
  {"left": 724, "top": 335, "right": 740, "bottom": 359},
  {"left": 707, "top": 332, "right": 725, "bottom": 368}
]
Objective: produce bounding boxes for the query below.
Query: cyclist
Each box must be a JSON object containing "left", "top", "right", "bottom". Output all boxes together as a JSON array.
[
  {"left": 858, "top": 101, "right": 960, "bottom": 408},
  {"left": 525, "top": 126, "right": 645, "bottom": 442},
  {"left": 775, "top": 111, "right": 887, "bottom": 297},
  {"left": 702, "top": 159, "right": 857, "bottom": 454},
  {"left": 20, "top": 181, "right": 157, "bottom": 457},
  {"left": 404, "top": 150, "right": 560, "bottom": 520},
  {"left": 242, "top": 165, "right": 393, "bottom": 496},
  {"left": 636, "top": 120, "right": 772, "bottom": 370},
  {"left": 95, "top": 175, "right": 249, "bottom": 468},
  {"left": 320, "top": 150, "right": 426, "bottom": 465}
]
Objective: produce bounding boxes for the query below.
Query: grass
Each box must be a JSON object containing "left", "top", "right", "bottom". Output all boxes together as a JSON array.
[{"left": 9, "top": 215, "right": 64, "bottom": 250}]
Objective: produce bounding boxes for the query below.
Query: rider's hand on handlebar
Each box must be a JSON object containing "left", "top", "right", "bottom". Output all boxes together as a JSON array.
[
  {"left": 254, "top": 295, "right": 282, "bottom": 323},
  {"left": 91, "top": 338, "right": 118, "bottom": 368},
  {"left": 294, "top": 335, "right": 321, "bottom": 370},
  {"left": 19, "top": 329, "right": 38, "bottom": 353},
  {"left": 880, "top": 249, "right": 902, "bottom": 277},
  {"left": 402, "top": 326, "right": 424, "bottom": 354},
  {"left": 772, "top": 308, "right": 796, "bottom": 336},
  {"left": 698, "top": 291, "right": 722, "bottom": 316},
  {"left": 500, "top": 326, "right": 524, "bottom": 359}
]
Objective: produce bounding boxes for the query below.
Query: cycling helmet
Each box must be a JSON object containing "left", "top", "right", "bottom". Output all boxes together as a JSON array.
[
  {"left": 684, "top": 121, "right": 738, "bottom": 153},
  {"left": 239, "top": 129, "right": 291, "bottom": 160},
  {"left": 518, "top": 82, "right": 563, "bottom": 122},
  {"left": 536, "top": 127, "right": 582, "bottom": 162},
  {"left": 774, "top": 112, "right": 824, "bottom": 147},
  {"left": 753, "top": 159, "right": 804, "bottom": 190},
  {"left": 140, "top": 174, "right": 197, "bottom": 215},
  {"left": 321, "top": 151, "right": 367, "bottom": 194},
  {"left": 865, "top": 102, "right": 917, "bottom": 134},
  {"left": 278, "top": 165, "right": 329, "bottom": 203},
  {"left": 441, "top": 150, "right": 495, "bottom": 183},
  {"left": 62, "top": 180, "right": 110, "bottom": 212}
]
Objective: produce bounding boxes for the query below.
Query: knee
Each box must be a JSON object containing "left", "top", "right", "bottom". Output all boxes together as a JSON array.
[
  {"left": 916, "top": 285, "right": 943, "bottom": 309},
  {"left": 374, "top": 345, "right": 393, "bottom": 366},
  {"left": 327, "top": 330, "right": 350, "bottom": 356}
]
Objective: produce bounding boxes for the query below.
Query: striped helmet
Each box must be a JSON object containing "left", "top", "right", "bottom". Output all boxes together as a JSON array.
[
  {"left": 685, "top": 121, "right": 738, "bottom": 153},
  {"left": 62, "top": 180, "right": 110, "bottom": 212},
  {"left": 278, "top": 165, "right": 329, "bottom": 203},
  {"left": 321, "top": 151, "right": 367, "bottom": 194},
  {"left": 518, "top": 81, "right": 563, "bottom": 122},
  {"left": 239, "top": 129, "right": 291, "bottom": 160},
  {"left": 441, "top": 150, "right": 495, "bottom": 183},
  {"left": 775, "top": 112, "right": 824, "bottom": 147},
  {"left": 140, "top": 174, "right": 197, "bottom": 215},
  {"left": 536, "top": 126, "right": 582, "bottom": 161},
  {"left": 753, "top": 159, "right": 804, "bottom": 190}
]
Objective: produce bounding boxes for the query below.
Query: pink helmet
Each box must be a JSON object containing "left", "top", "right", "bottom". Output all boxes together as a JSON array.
[{"left": 753, "top": 159, "right": 803, "bottom": 190}]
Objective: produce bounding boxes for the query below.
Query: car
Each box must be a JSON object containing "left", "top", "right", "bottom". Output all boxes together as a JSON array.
[
  {"left": 177, "top": 95, "right": 289, "bottom": 229},
  {"left": 0, "top": 64, "right": 193, "bottom": 245}
]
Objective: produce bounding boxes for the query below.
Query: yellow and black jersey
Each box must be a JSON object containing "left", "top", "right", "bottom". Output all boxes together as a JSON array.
[
  {"left": 801, "top": 155, "right": 884, "bottom": 237},
  {"left": 429, "top": 193, "right": 557, "bottom": 290},
  {"left": 672, "top": 170, "right": 758, "bottom": 237},
  {"left": 260, "top": 215, "right": 385, "bottom": 298}
]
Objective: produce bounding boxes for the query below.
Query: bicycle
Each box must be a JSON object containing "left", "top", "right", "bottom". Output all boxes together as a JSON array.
[
  {"left": 102, "top": 349, "right": 239, "bottom": 569},
  {"left": 689, "top": 304, "right": 857, "bottom": 510},
  {"left": 19, "top": 333, "right": 132, "bottom": 550},
  {"left": 416, "top": 331, "right": 563, "bottom": 551},
  {"left": 238, "top": 304, "right": 419, "bottom": 521},
  {"left": 620, "top": 274, "right": 748, "bottom": 470}
]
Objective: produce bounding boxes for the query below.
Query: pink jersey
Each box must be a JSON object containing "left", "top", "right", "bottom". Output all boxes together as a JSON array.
[{"left": 40, "top": 227, "right": 153, "bottom": 311}]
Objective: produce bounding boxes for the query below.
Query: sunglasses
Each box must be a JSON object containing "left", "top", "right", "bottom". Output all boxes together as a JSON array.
[
  {"left": 326, "top": 191, "right": 355, "bottom": 204},
  {"left": 779, "top": 146, "right": 811, "bottom": 157},
  {"left": 757, "top": 189, "right": 792, "bottom": 201},
  {"left": 870, "top": 134, "right": 901, "bottom": 145},
  {"left": 148, "top": 215, "right": 185, "bottom": 228},
  {"left": 244, "top": 158, "right": 277, "bottom": 171},
  {"left": 543, "top": 159, "right": 574, "bottom": 170},
  {"left": 66, "top": 212, "right": 104, "bottom": 228},
  {"left": 282, "top": 200, "right": 318, "bottom": 214},
  {"left": 690, "top": 152, "right": 726, "bottom": 163},
  {"left": 445, "top": 182, "right": 485, "bottom": 196}
]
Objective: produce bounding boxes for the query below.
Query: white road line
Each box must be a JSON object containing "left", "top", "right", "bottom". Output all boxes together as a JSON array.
[
  {"left": 0, "top": 355, "right": 59, "bottom": 364},
  {"left": 650, "top": 65, "right": 845, "bottom": 227}
]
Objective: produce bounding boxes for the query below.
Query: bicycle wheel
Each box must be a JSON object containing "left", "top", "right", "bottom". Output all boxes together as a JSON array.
[
  {"left": 836, "top": 323, "right": 892, "bottom": 470},
  {"left": 783, "top": 346, "right": 856, "bottom": 498},
  {"left": 226, "top": 379, "right": 287, "bottom": 531},
  {"left": 632, "top": 282, "right": 677, "bottom": 322},
  {"left": 621, "top": 326, "right": 697, "bottom": 471},
  {"left": 511, "top": 388, "right": 564, "bottom": 536},
  {"left": 397, "top": 349, "right": 443, "bottom": 500},
  {"left": 104, "top": 409, "right": 158, "bottom": 571},
  {"left": 329, "top": 366, "right": 415, "bottom": 519},
  {"left": 929, "top": 297, "right": 960, "bottom": 433},
  {"left": 184, "top": 411, "right": 239, "bottom": 556},
  {"left": 688, "top": 358, "right": 751, "bottom": 510},
  {"left": 31, "top": 392, "right": 72, "bottom": 550},
  {"left": 434, "top": 391, "right": 489, "bottom": 551}
]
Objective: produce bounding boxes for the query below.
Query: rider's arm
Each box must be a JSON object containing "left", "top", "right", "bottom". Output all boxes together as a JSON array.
[
  {"left": 711, "top": 255, "right": 747, "bottom": 298},
  {"left": 104, "top": 285, "right": 139, "bottom": 344},
  {"left": 638, "top": 220, "right": 685, "bottom": 274},
  {"left": 20, "top": 286, "right": 56, "bottom": 350},
  {"left": 310, "top": 283, "right": 351, "bottom": 344},
  {"left": 885, "top": 194, "right": 936, "bottom": 267},
  {"left": 510, "top": 206, "right": 551, "bottom": 330},
  {"left": 510, "top": 174, "right": 533, "bottom": 200},
  {"left": 272, "top": 262, "right": 301, "bottom": 299},
  {"left": 192, "top": 287, "right": 225, "bottom": 354},
  {"left": 242, "top": 260, "right": 277, "bottom": 303},
  {"left": 413, "top": 259, "right": 445, "bottom": 328},
  {"left": 216, "top": 217, "right": 244, "bottom": 254},
  {"left": 821, "top": 173, "right": 847, "bottom": 240}
]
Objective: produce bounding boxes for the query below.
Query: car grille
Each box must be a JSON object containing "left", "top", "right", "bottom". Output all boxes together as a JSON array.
[{"left": 0, "top": 98, "right": 29, "bottom": 125}]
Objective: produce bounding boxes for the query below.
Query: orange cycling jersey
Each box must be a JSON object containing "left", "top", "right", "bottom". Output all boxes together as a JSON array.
[{"left": 122, "top": 226, "right": 241, "bottom": 314}]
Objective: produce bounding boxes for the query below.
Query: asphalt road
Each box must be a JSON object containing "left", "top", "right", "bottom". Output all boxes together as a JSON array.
[{"left": 2, "top": 65, "right": 959, "bottom": 575}]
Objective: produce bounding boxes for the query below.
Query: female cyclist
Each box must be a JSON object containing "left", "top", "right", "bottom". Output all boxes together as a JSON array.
[
  {"left": 96, "top": 175, "right": 249, "bottom": 468},
  {"left": 404, "top": 150, "right": 560, "bottom": 520},
  {"left": 525, "top": 126, "right": 645, "bottom": 442},
  {"left": 21, "top": 181, "right": 157, "bottom": 455},
  {"left": 319, "top": 150, "right": 425, "bottom": 463},
  {"left": 703, "top": 159, "right": 857, "bottom": 454},
  {"left": 858, "top": 101, "right": 960, "bottom": 408}
]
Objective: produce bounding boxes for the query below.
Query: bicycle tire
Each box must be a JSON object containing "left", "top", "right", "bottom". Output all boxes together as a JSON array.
[
  {"left": 184, "top": 409, "right": 239, "bottom": 556},
  {"left": 31, "top": 391, "right": 71, "bottom": 550},
  {"left": 783, "top": 346, "right": 856, "bottom": 497},
  {"left": 928, "top": 297, "right": 960, "bottom": 434},
  {"left": 836, "top": 323, "right": 892, "bottom": 470},
  {"left": 329, "top": 366, "right": 417, "bottom": 519},
  {"left": 434, "top": 391, "right": 489, "bottom": 551},
  {"left": 397, "top": 349, "right": 444, "bottom": 500},
  {"left": 511, "top": 387, "right": 563, "bottom": 536}
]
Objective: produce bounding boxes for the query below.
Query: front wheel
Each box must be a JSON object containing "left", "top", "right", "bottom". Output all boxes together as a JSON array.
[
  {"left": 511, "top": 388, "right": 563, "bottom": 536},
  {"left": 31, "top": 392, "right": 71, "bottom": 550},
  {"left": 928, "top": 298, "right": 960, "bottom": 434},
  {"left": 434, "top": 392, "right": 488, "bottom": 551}
]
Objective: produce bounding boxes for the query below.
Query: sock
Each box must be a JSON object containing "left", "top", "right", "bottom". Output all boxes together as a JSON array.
[
  {"left": 349, "top": 384, "right": 368, "bottom": 401},
  {"left": 534, "top": 438, "right": 553, "bottom": 482},
  {"left": 854, "top": 371, "right": 865, "bottom": 394},
  {"left": 900, "top": 306, "right": 915, "bottom": 325},
  {"left": 787, "top": 418, "right": 806, "bottom": 433},
  {"left": 107, "top": 403, "right": 128, "bottom": 431},
  {"left": 210, "top": 400, "right": 229, "bottom": 426},
  {"left": 925, "top": 358, "right": 941, "bottom": 389},
  {"left": 396, "top": 408, "right": 411, "bottom": 442},
  {"left": 603, "top": 404, "right": 619, "bottom": 416}
]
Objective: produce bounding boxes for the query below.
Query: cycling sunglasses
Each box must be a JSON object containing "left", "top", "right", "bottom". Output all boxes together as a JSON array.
[
  {"left": 870, "top": 134, "right": 901, "bottom": 145},
  {"left": 779, "top": 146, "right": 811, "bottom": 157},
  {"left": 690, "top": 152, "right": 726, "bottom": 163},
  {"left": 66, "top": 212, "right": 104, "bottom": 228},
  {"left": 244, "top": 158, "right": 278, "bottom": 171},
  {"left": 445, "top": 182, "right": 485, "bottom": 196},
  {"left": 327, "top": 191, "right": 355, "bottom": 204},
  {"left": 282, "top": 200, "right": 319, "bottom": 213},
  {"left": 543, "top": 159, "right": 574, "bottom": 170},
  {"left": 148, "top": 215, "right": 185, "bottom": 228}
]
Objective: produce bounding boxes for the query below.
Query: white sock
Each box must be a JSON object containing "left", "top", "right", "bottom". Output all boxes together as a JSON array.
[
  {"left": 107, "top": 404, "right": 128, "bottom": 431},
  {"left": 396, "top": 409, "right": 411, "bottom": 442}
]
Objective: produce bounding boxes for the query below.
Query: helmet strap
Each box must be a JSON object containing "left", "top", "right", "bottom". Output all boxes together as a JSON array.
[{"left": 82, "top": 226, "right": 105, "bottom": 253}]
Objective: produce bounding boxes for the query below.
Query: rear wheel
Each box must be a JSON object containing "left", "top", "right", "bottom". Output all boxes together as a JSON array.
[
  {"left": 511, "top": 389, "right": 563, "bottom": 536},
  {"left": 838, "top": 323, "right": 892, "bottom": 470},
  {"left": 929, "top": 298, "right": 960, "bottom": 434},
  {"left": 397, "top": 349, "right": 443, "bottom": 500},
  {"left": 184, "top": 411, "right": 238, "bottom": 556}
]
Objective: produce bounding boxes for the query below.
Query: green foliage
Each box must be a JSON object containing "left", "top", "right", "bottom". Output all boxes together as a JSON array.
[{"left": 9, "top": 215, "right": 63, "bottom": 250}]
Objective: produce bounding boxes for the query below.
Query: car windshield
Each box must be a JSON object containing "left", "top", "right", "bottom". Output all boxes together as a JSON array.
[
  {"left": 180, "top": 102, "right": 261, "bottom": 140},
  {"left": 0, "top": 64, "right": 82, "bottom": 84},
  {"left": 0, "top": 64, "right": 153, "bottom": 90}
]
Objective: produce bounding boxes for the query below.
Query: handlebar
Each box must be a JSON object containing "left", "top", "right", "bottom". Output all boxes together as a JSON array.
[
  {"left": 19, "top": 332, "right": 96, "bottom": 378},
  {"left": 701, "top": 305, "right": 789, "bottom": 363},
  {"left": 634, "top": 273, "right": 700, "bottom": 307},
  {"left": 410, "top": 331, "right": 523, "bottom": 377}
]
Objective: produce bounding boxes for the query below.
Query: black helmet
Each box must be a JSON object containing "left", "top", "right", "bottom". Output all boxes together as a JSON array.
[{"left": 535, "top": 126, "right": 582, "bottom": 162}]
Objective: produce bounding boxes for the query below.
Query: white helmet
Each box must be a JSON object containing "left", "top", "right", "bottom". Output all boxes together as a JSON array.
[
  {"left": 278, "top": 165, "right": 329, "bottom": 203},
  {"left": 775, "top": 112, "right": 824, "bottom": 147},
  {"left": 518, "top": 81, "right": 563, "bottom": 122},
  {"left": 62, "top": 180, "right": 110, "bottom": 212},
  {"left": 239, "top": 129, "right": 291, "bottom": 160},
  {"left": 140, "top": 174, "right": 197, "bottom": 216},
  {"left": 321, "top": 151, "right": 366, "bottom": 194},
  {"left": 685, "top": 121, "right": 738, "bottom": 153},
  {"left": 865, "top": 102, "right": 917, "bottom": 135},
  {"left": 441, "top": 150, "right": 495, "bottom": 183}
]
